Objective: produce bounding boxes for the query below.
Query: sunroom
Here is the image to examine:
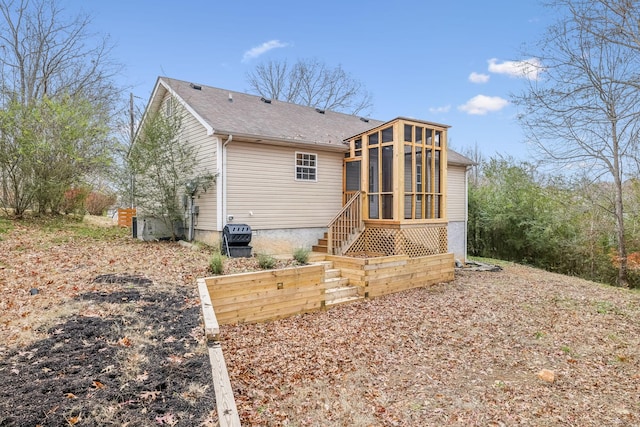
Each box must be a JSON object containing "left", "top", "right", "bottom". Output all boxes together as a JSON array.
[{"left": 326, "top": 117, "right": 450, "bottom": 257}]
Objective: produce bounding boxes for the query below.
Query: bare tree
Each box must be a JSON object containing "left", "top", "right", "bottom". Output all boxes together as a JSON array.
[
  {"left": 0, "top": 0, "right": 121, "bottom": 107},
  {"left": 560, "top": 0, "right": 640, "bottom": 53},
  {"left": 514, "top": 0, "right": 640, "bottom": 286},
  {"left": 246, "top": 58, "right": 373, "bottom": 115}
]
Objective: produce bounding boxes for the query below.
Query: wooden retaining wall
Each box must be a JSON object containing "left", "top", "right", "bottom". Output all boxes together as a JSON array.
[
  {"left": 327, "top": 252, "right": 454, "bottom": 298},
  {"left": 197, "top": 280, "right": 241, "bottom": 427},
  {"left": 202, "top": 264, "right": 325, "bottom": 325},
  {"left": 197, "top": 253, "right": 453, "bottom": 425}
]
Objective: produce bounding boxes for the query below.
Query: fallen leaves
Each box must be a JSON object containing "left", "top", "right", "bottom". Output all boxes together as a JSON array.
[
  {"left": 136, "top": 371, "right": 149, "bottom": 382},
  {"left": 3, "top": 217, "right": 640, "bottom": 426},
  {"left": 92, "top": 380, "right": 105, "bottom": 389},
  {"left": 167, "top": 354, "right": 183, "bottom": 365},
  {"left": 0, "top": 218, "right": 211, "bottom": 348},
  {"left": 221, "top": 265, "right": 640, "bottom": 425},
  {"left": 65, "top": 414, "right": 81, "bottom": 425},
  {"left": 140, "top": 390, "right": 161, "bottom": 401},
  {"left": 118, "top": 336, "right": 132, "bottom": 347},
  {"left": 155, "top": 412, "right": 177, "bottom": 425},
  {"left": 0, "top": 217, "right": 216, "bottom": 425}
]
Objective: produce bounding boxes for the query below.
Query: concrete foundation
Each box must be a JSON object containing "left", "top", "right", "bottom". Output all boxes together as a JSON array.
[
  {"left": 448, "top": 220, "right": 467, "bottom": 262},
  {"left": 194, "top": 227, "right": 325, "bottom": 256}
]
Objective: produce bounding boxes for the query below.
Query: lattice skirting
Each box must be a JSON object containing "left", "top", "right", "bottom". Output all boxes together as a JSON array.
[{"left": 346, "top": 224, "right": 448, "bottom": 258}]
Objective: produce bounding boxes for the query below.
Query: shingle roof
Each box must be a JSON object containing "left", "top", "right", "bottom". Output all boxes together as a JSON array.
[
  {"left": 156, "top": 77, "right": 475, "bottom": 165},
  {"left": 159, "top": 77, "right": 383, "bottom": 148},
  {"left": 447, "top": 150, "right": 476, "bottom": 166}
]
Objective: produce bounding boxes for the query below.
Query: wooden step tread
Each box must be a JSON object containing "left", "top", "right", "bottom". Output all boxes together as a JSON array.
[
  {"left": 325, "top": 285, "right": 358, "bottom": 294},
  {"left": 326, "top": 295, "right": 364, "bottom": 307},
  {"left": 324, "top": 268, "right": 341, "bottom": 279},
  {"left": 325, "top": 285, "right": 360, "bottom": 301},
  {"left": 312, "top": 244, "right": 328, "bottom": 253},
  {"left": 323, "top": 277, "right": 350, "bottom": 288},
  {"left": 311, "top": 260, "right": 333, "bottom": 268}
]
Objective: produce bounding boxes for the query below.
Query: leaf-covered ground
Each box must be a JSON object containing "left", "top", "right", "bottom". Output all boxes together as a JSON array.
[
  {"left": 221, "top": 265, "right": 640, "bottom": 426},
  {"left": 0, "top": 217, "right": 216, "bottom": 426},
  {"left": 1, "top": 216, "right": 640, "bottom": 426}
]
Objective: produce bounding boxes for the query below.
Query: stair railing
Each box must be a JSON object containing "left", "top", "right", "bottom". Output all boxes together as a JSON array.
[{"left": 327, "top": 191, "right": 363, "bottom": 255}]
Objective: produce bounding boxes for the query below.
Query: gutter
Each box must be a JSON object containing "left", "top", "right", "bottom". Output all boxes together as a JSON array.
[{"left": 212, "top": 130, "right": 348, "bottom": 153}]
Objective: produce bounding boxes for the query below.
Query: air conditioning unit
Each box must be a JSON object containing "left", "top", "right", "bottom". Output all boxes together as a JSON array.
[{"left": 138, "top": 217, "right": 184, "bottom": 241}]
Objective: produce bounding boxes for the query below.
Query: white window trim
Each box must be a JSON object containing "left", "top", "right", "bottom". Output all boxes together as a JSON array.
[{"left": 294, "top": 151, "right": 318, "bottom": 182}]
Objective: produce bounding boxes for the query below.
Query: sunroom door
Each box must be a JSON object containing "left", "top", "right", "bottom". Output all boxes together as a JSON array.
[{"left": 344, "top": 160, "right": 361, "bottom": 204}]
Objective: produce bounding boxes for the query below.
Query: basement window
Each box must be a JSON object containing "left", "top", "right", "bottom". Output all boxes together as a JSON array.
[{"left": 295, "top": 152, "right": 317, "bottom": 181}]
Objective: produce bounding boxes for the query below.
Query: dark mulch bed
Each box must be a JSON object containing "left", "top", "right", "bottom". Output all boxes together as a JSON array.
[{"left": 0, "top": 275, "right": 215, "bottom": 426}]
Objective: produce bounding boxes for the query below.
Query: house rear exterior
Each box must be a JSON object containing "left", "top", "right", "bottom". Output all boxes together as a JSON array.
[{"left": 137, "top": 77, "right": 474, "bottom": 261}]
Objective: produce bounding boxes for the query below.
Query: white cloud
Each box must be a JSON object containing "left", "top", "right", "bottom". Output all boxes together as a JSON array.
[
  {"left": 458, "top": 95, "right": 509, "bottom": 115},
  {"left": 488, "top": 57, "right": 542, "bottom": 80},
  {"left": 469, "top": 72, "right": 490, "bottom": 84},
  {"left": 429, "top": 105, "right": 451, "bottom": 114},
  {"left": 242, "top": 40, "right": 289, "bottom": 62}
]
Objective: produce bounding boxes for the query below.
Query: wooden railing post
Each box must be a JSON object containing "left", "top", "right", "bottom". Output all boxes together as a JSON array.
[{"left": 326, "top": 191, "right": 363, "bottom": 255}]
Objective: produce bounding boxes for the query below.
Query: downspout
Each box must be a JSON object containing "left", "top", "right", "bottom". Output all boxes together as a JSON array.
[
  {"left": 189, "top": 193, "right": 196, "bottom": 241},
  {"left": 222, "top": 135, "right": 233, "bottom": 230}
]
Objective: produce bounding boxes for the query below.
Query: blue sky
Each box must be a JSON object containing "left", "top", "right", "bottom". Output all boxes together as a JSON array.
[{"left": 65, "top": 0, "right": 552, "bottom": 159}]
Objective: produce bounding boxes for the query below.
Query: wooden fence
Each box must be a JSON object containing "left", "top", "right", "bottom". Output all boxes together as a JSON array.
[
  {"left": 327, "top": 252, "right": 454, "bottom": 298},
  {"left": 117, "top": 208, "right": 136, "bottom": 228},
  {"left": 202, "top": 264, "right": 326, "bottom": 325}
]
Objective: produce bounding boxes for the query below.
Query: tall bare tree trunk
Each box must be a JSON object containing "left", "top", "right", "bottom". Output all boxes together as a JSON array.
[{"left": 614, "top": 176, "right": 628, "bottom": 286}]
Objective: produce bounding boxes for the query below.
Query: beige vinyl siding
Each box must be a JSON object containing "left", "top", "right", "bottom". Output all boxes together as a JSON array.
[
  {"left": 226, "top": 141, "right": 343, "bottom": 229},
  {"left": 162, "top": 93, "right": 218, "bottom": 231},
  {"left": 446, "top": 164, "right": 467, "bottom": 222}
]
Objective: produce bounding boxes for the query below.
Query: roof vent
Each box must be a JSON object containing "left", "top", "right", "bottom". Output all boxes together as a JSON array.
[
  {"left": 360, "top": 117, "right": 369, "bottom": 122},
  {"left": 228, "top": 93, "right": 233, "bottom": 102},
  {"left": 190, "top": 83, "right": 202, "bottom": 90},
  {"left": 315, "top": 108, "right": 325, "bottom": 114},
  {"left": 260, "top": 97, "right": 272, "bottom": 104}
]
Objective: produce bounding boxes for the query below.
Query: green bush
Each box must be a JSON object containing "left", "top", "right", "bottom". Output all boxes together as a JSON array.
[
  {"left": 257, "top": 253, "right": 276, "bottom": 270},
  {"left": 293, "top": 247, "right": 309, "bottom": 264},
  {"left": 209, "top": 252, "right": 225, "bottom": 275}
]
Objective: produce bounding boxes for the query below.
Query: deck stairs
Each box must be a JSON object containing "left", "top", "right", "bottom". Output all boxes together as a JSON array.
[
  {"left": 312, "top": 191, "right": 364, "bottom": 255},
  {"left": 311, "top": 232, "right": 330, "bottom": 253},
  {"left": 312, "top": 260, "right": 363, "bottom": 307},
  {"left": 311, "top": 229, "right": 363, "bottom": 255}
]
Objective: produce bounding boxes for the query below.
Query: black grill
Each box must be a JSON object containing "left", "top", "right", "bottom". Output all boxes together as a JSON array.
[{"left": 223, "top": 224, "right": 252, "bottom": 257}]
